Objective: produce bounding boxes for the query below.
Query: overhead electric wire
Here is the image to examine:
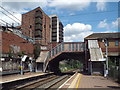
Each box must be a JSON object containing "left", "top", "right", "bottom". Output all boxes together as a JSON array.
[
  {"left": 62, "top": 19, "right": 117, "bottom": 24},
  {"left": 0, "top": 6, "right": 117, "bottom": 27},
  {"left": 1, "top": 11, "right": 20, "bottom": 24},
  {"left": 0, "top": 19, "right": 12, "bottom": 26},
  {"left": 0, "top": 6, "right": 21, "bottom": 22},
  {"left": 0, "top": 22, "right": 6, "bottom": 26},
  {"left": 59, "top": 10, "right": 117, "bottom": 18}
]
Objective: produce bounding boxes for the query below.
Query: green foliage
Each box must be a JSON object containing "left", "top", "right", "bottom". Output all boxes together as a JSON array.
[
  {"left": 17, "top": 51, "right": 26, "bottom": 57},
  {"left": 17, "top": 52, "right": 22, "bottom": 57},
  {"left": 8, "top": 52, "right": 13, "bottom": 58},
  {"left": 22, "top": 51, "right": 26, "bottom": 55},
  {"left": 59, "top": 59, "right": 83, "bottom": 72},
  {"left": 34, "top": 46, "right": 41, "bottom": 59},
  {"left": 108, "top": 57, "right": 120, "bottom": 82},
  {"left": 108, "top": 58, "right": 117, "bottom": 67}
]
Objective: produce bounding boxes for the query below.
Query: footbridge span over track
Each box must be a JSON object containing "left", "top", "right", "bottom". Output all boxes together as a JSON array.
[{"left": 36, "top": 42, "right": 86, "bottom": 73}]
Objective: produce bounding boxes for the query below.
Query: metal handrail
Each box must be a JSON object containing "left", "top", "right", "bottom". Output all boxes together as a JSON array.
[{"left": 43, "top": 42, "right": 85, "bottom": 72}]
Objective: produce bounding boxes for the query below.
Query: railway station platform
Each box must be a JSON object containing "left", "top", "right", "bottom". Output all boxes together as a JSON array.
[
  {"left": 59, "top": 72, "right": 120, "bottom": 89},
  {"left": 0, "top": 72, "right": 49, "bottom": 84},
  {"left": 1, "top": 72, "right": 120, "bottom": 89}
]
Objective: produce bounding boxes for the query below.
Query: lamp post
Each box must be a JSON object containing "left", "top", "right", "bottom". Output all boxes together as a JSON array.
[
  {"left": 20, "top": 55, "right": 27, "bottom": 75},
  {"left": 102, "top": 39, "right": 108, "bottom": 77},
  {"left": 29, "top": 57, "right": 33, "bottom": 72}
]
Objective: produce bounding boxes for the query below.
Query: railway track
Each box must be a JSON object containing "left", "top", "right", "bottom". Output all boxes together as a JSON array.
[
  {"left": 2, "top": 73, "right": 54, "bottom": 90},
  {"left": 14, "top": 75, "right": 70, "bottom": 89},
  {"left": 13, "top": 70, "right": 77, "bottom": 89},
  {"left": 2, "top": 70, "right": 77, "bottom": 90}
]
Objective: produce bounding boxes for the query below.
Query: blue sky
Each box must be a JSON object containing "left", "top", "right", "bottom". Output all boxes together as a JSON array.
[
  {"left": 44, "top": 2, "right": 118, "bottom": 31},
  {"left": 1, "top": 0, "right": 119, "bottom": 42}
]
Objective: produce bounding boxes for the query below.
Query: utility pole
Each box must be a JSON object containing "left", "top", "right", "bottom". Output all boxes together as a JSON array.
[
  {"left": 20, "top": 59, "right": 23, "bottom": 75},
  {"left": 102, "top": 39, "right": 108, "bottom": 77}
]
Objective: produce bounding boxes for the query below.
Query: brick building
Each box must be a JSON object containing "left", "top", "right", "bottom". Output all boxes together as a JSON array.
[
  {"left": 21, "top": 7, "right": 64, "bottom": 49},
  {"left": 21, "top": 7, "right": 51, "bottom": 46}
]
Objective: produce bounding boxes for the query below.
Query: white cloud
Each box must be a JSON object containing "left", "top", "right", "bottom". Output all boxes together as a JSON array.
[
  {"left": 0, "top": 1, "right": 48, "bottom": 26},
  {"left": 64, "top": 23, "right": 92, "bottom": 36},
  {"left": 48, "top": 0, "right": 108, "bottom": 11},
  {"left": 0, "top": 11, "right": 21, "bottom": 26},
  {"left": 2, "top": 0, "right": 119, "bottom": 2},
  {"left": 64, "top": 23, "right": 93, "bottom": 42},
  {"left": 2, "top": 0, "right": 45, "bottom": 2},
  {"left": 2, "top": 1, "right": 48, "bottom": 13},
  {"left": 98, "top": 19, "right": 108, "bottom": 28},
  {"left": 112, "top": 18, "right": 119, "bottom": 28},
  {"left": 96, "top": 0, "right": 106, "bottom": 11},
  {"left": 98, "top": 18, "right": 119, "bottom": 31},
  {"left": 48, "top": 0, "right": 91, "bottom": 11},
  {"left": 100, "top": 30, "right": 118, "bottom": 33},
  {"left": 64, "top": 31, "right": 93, "bottom": 42},
  {"left": 69, "top": 13, "right": 75, "bottom": 16}
]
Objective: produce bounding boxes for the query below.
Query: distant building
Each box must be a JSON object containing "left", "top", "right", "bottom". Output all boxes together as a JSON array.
[
  {"left": 49, "top": 15, "right": 64, "bottom": 43},
  {"left": 21, "top": 7, "right": 51, "bottom": 46},
  {"left": 85, "top": 32, "right": 120, "bottom": 75}
]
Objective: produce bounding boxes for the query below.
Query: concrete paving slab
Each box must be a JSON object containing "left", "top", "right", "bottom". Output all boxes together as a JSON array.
[
  {"left": 0, "top": 72, "right": 46, "bottom": 84},
  {"left": 78, "top": 74, "right": 120, "bottom": 88}
]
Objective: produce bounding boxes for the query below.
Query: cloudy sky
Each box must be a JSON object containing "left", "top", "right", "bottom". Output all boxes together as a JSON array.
[{"left": 0, "top": 0, "right": 119, "bottom": 42}]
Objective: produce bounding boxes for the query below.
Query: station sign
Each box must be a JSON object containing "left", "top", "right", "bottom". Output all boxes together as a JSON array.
[{"left": 41, "top": 46, "right": 48, "bottom": 50}]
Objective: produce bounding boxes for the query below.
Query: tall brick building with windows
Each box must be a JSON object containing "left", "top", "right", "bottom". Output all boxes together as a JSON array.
[
  {"left": 21, "top": 7, "right": 64, "bottom": 49},
  {"left": 21, "top": 7, "right": 51, "bottom": 46}
]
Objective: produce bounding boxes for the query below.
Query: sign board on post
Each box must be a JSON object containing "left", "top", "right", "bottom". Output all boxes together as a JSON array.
[
  {"left": 22, "top": 55, "right": 27, "bottom": 62},
  {"left": 29, "top": 57, "right": 32, "bottom": 60},
  {"left": 1, "top": 58, "right": 5, "bottom": 61}
]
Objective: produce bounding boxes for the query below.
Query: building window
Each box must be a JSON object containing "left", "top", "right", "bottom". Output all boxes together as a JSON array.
[
  {"left": 29, "top": 25, "right": 32, "bottom": 28},
  {"left": 115, "top": 40, "right": 119, "bottom": 46}
]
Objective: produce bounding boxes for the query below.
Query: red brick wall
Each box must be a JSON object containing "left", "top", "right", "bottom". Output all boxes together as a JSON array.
[
  {"left": 21, "top": 9, "right": 35, "bottom": 38},
  {"left": 41, "top": 14, "right": 51, "bottom": 45},
  {"left": 2, "top": 31, "right": 34, "bottom": 57},
  {"left": 21, "top": 7, "right": 51, "bottom": 46}
]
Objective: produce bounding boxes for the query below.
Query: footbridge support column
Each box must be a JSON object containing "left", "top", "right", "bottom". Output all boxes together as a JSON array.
[{"left": 36, "top": 62, "right": 44, "bottom": 72}]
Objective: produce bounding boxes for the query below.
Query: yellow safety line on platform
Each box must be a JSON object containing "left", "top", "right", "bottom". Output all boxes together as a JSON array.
[
  {"left": 68, "top": 73, "right": 79, "bottom": 88},
  {"left": 76, "top": 73, "right": 82, "bottom": 89}
]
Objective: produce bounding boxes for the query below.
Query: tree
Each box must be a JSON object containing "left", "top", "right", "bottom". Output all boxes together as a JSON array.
[
  {"left": 34, "top": 46, "right": 41, "bottom": 59},
  {"left": 17, "top": 51, "right": 26, "bottom": 57}
]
